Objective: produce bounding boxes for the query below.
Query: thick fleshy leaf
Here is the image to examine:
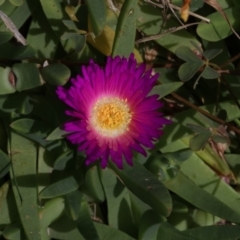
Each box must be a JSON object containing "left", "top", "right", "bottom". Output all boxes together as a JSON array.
[
  {"left": 0, "top": 32, "right": 13, "bottom": 45},
  {"left": 0, "top": 44, "right": 35, "bottom": 60},
  {"left": 54, "top": 150, "right": 73, "bottom": 171},
  {"left": 12, "top": 63, "right": 42, "bottom": 91},
  {"left": 181, "top": 135, "right": 233, "bottom": 178},
  {"left": 0, "top": 150, "right": 10, "bottom": 179},
  {"left": 39, "top": 197, "right": 65, "bottom": 238},
  {"left": 139, "top": 210, "right": 163, "bottom": 240},
  {"left": 165, "top": 172, "right": 240, "bottom": 224},
  {"left": 39, "top": 197, "right": 65, "bottom": 228},
  {"left": 9, "top": 132, "right": 41, "bottom": 240},
  {"left": 9, "top": 0, "right": 23, "bottom": 6},
  {"left": 46, "top": 126, "right": 67, "bottom": 141},
  {"left": 86, "top": 0, "right": 106, "bottom": 36},
  {"left": 3, "top": 221, "right": 22, "bottom": 240},
  {"left": 85, "top": 166, "right": 105, "bottom": 202},
  {"left": 10, "top": 118, "right": 51, "bottom": 137},
  {"left": 41, "top": 63, "right": 71, "bottom": 86},
  {"left": 100, "top": 168, "right": 137, "bottom": 237},
  {"left": 49, "top": 214, "right": 135, "bottom": 240},
  {"left": 65, "top": 190, "right": 83, "bottom": 221},
  {"left": 157, "top": 222, "right": 198, "bottom": 240},
  {"left": 75, "top": 199, "right": 100, "bottom": 240},
  {"left": 189, "top": 132, "right": 212, "bottom": 151},
  {"left": 17, "top": 96, "right": 33, "bottom": 115},
  {"left": 39, "top": 176, "right": 79, "bottom": 199},
  {"left": 0, "top": 182, "right": 9, "bottom": 221},
  {"left": 112, "top": 0, "right": 137, "bottom": 57},
  {"left": 183, "top": 225, "right": 240, "bottom": 240},
  {"left": 109, "top": 161, "right": 172, "bottom": 217},
  {"left": 161, "top": 140, "right": 239, "bottom": 211}
]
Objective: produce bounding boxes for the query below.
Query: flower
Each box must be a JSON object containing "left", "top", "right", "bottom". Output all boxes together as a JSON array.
[{"left": 56, "top": 54, "right": 170, "bottom": 169}]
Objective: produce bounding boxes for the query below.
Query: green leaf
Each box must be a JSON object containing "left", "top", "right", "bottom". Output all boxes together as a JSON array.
[
  {"left": 95, "top": 222, "right": 136, "bottom": 240},
  {"left": 165, "top": 172, "right": 240, "bottom": 224},
  {"left": 203, "top": 49, "right": 223, "bottom": 60},
  {"left": 149, "top": 82, "right": 183, "bottom": 99},
  {"left": 157, "top": 222, "right": 198, "bottom": 240},
  {"left": 197, "top": 7, "right": 240, "bottom": 42},
  {"left": 62, "top": 20, "right": 79, "bottom": 31},
  {"left": 10, "top": 118, "right": 51, "bottom": 137},
  {"left": 39, "top": 176, "right": 79, "bottom": 199},
  {"left": 162, "top": 139, "right": 238, "bottom": 205},
  {"left": 61, "top": 33, "right": 86, "bottom": 53},
  {"left": 164, "top": 148, "right": 193, "bottom": 165},
  {"left": 46, "top": 126, "right": 67, "bottom": 141},
  {"left": 112, "top": 0, "right": 137, "bottom": 57},
  {"left": 186, "top": 123, "right": 210, "bottom": 134},
  {"left": 12, "top": 63, "right": 42, "bottom": 91},
  {"left": 0, "top": 32, "right": 13, "bottom": 45},
  {"left": 7, "top": 0, "right": 31, "bottom": 29},
  {"left": 3, "top": 221, "right": 22, "bottom": 240},
  {"left": 41, "top": 63, "right": 71, "bottom": 86},
  {"left": 54, "top": 150, "right": 73, "bottom": 171},
  {"left": 201, "top": 66, "right": 220, "bottom": 79},
  {"left": 0, "top": 182, "right": 9, "bottom": 216},
  {"left": 65, "top": 190, "right": 83, "bottom": 221},
  {"left": 178, "top": 61, "right": 204, "bottom": 82},
  {"left": 39, "top": 197, "right": 65, "bottom": 228},
  {"left": 139, "top": 210, "right": 163, "bottom": 240},
  {"left": 0, "top": 67, "right": 16, "bottom": 95},
  {"left": 183, "top": 225, "right": 240, "bottom": 240},
  {"left": 9, "top": 0, "right": 23, "bottom": 6},
  {"left": 49, "top": 214, "right": 135, "bottom": 240},
  {"left": 0, "top": 0, "right": 5, "bottom": 5},
  {"left": 85, "top": 165, "right": 105, "bottom": 202},
  {"left": 100, "top": 168, "right": 137, "bottom": 236},
  {"left": 136, "top": 3, "right": 200, "bottom": 53},
  {"left": 0, "top": 150, "right": 10, "bottom": 178},
  {"left": 17, "top": 96, "right": 33, "bottom": 115},
  {"left": 189, "top": 132, "right": 212, "bottom": 151},
  {"left": 212, "top": 135, "right": 229, "bottom": 143},
  {"left": 0, "top": 43, "right": 35, "bottom": 60},
  {"left": 175, "top": 46, "right": 203, "bottom": 62},
  {"left": 9, "top": 132, "right": 41, "bottom": 240},
  {"left": 26, "top": 1, "right": 59, "bottom": 59},
  {"left": 86, "top": 0, "right": 106, "bottom": 36},
  {"left": 109, "top": 161, "right": 172, "bottom": 217},
  {"left": 76, "top": 199, "right": 100, "bottom": 240}
]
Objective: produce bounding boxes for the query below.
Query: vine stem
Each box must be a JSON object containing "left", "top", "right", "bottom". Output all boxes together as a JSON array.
[{"left": 170, "top": 92, "right": 240, "bottom": 135}]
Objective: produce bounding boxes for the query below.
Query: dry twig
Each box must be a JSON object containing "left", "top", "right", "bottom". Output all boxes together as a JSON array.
[
  {"left": 0, "top": 10, "right": 27, "bottom": 45},
  {"left": 136, "top": 22, "right": 201, "bottom": 44}
]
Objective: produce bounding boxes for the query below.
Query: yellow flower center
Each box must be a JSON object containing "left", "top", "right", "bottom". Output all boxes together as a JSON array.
[{"left": 91, "top": 97, "right": 132, "bottom": 137}]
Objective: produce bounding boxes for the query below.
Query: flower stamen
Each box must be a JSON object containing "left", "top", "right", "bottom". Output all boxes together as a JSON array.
[{"left": 91, "top": 97, "right": 132, "bottom": 137}]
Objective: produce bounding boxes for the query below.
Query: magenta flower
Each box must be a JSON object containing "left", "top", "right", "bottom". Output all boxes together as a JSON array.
[{"left": 56, "top": 54, "right": 170, "bottom": 169}]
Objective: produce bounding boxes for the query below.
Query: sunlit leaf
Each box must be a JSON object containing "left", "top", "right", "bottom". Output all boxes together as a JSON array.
[{"left": 112, "top": 0, "right": 137, "bottom": 57}]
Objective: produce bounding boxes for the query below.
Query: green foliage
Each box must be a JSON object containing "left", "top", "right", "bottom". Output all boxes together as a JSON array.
[{"left": 0, "top": 0, "right": 240, "bottom": 239}]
